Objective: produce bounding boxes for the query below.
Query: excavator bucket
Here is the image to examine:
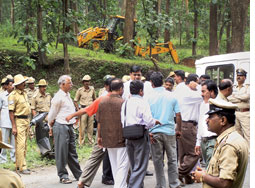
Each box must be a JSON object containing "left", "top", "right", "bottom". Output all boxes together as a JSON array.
[{"left": 168, "top": 42, "right": 180, "bottom": 64}]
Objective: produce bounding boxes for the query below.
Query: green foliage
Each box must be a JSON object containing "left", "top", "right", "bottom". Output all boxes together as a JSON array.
[
  {"left": 116, "top": 41, "right": 135, "bottom": 58},
  {"left": 18, "top": 55, "right": 36, "bottom": 70}
]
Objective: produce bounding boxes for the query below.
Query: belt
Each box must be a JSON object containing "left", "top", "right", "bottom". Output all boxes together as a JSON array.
[
  {"left": 81, "top": 105, "right": 87, "bottom": 108},
  {"left": 202, "top": 136, "right": 217, "bottom": 142},
  {"left": 15, "top": 115, "right": 29, "bottom": 119},
  {"left": 182, "top": 120, "right": 197, "bottom": 126},
  {"left": 236, "top": 108, "right": 249, "bottom": 112}
]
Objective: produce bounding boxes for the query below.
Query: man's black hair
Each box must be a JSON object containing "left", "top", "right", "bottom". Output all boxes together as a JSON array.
[
  {"left": 150, "top": 72, "right": 163, "bottom": 87},
  {"left": 202, "top": 80, "right": 218, "bottom": 96},
  {"left": 3, "top": 79, "right": 12, "bottom": 86},
  {"left": 130, "top": 80, "right": 144, "bottom": 95},
  {"left": 219, "top": 79, "right": 232, "bottom": 91},
  {"left": 110, "top": 78, "right": 123, "bottom": 91},
  {"left": 130, "top": 65, "right": 142, "bottom": 73},
  {"left": 185, "top": 74, "right": 199, "bottom": 84},
  {"left": 165, "top": 77, "right": 174, "bottom": 85},
  {"left": 174, "top": 70, "right": 185, "bottom": 81},
  {"left": 104, "top": 77, "right": 114, "bottom": 86},
  {"left": 200, "top": 74, "right": 211, "bottom": 80},
  {"left": 217, "top": 111, "right": 236, "bottom": 125},
  {"left": 145, "top": 70, "right": 154, "bottom": 81}
]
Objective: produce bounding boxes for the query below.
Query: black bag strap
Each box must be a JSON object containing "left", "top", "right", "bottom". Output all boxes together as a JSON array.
[{"left": 124, "top": 100, "right": 128, "bottom": 128}]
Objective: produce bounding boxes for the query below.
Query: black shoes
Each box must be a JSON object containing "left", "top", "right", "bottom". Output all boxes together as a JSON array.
[{"left": 102, "top": 179, "right": 114, "bottom": 185}]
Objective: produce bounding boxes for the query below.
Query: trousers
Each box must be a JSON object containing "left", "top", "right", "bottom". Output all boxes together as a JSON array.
[
  {"left": 235, "top": 111, "right": 250, "bottom": 149},
  {"left": 79, "top": 114, "right": 94, "bottom": 145},
  {"left": 0, "top": 127, "right": 15, "bottom": 163},
  {"left": 53, "top": 122, "right": 82, "bottom": 180}
]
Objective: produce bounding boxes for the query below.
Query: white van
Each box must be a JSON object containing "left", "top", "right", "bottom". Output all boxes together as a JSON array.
[{"left": 195, "top": 52, "right": 250, "bottom": 85}]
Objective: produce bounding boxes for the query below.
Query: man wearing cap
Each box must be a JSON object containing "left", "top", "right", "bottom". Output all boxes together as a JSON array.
[
  {"left": 8, "top": 74, "right": 31, "bottom": 174},
  {"left": 0, "top": 141, "right": 25, "bottom": 188},
  {"left": 0, "top": 78, "right": 15, "bottom": 164},
  {"left": 217, "top": 79, "right": 233, "bottom": 101},
  {"left": 74, "top": 75, "right": 96, "bottom": 145},
  {"left": 193, "top": 98, "right": 248, "bottom": 188},
  {"left": 31, "top": 79, "right": 52, "bottom": 117},
  {"left": 25, "top": 77, "right": 38, "bottom": 105},
  {"left": 228, "top": 68, "right": 250, "bottom": 148}
]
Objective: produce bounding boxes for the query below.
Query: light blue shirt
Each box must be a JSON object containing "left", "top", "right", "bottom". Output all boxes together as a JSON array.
[
  {"left": 0, "top": 91, "right": 12, "bottom": 128},
  {"left": 148, "top": 87, "right": 180, "bottom": 135}
]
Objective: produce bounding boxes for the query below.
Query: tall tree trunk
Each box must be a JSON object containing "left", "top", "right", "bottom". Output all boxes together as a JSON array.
[
  {"left": 37, "top": 0, "right": 48, "bottom": 65},
  {"left": 123, "top": 0, "right": 137, "bottom": 45},
  {"left": 164, "top": 0, "right": 170, "bottom": 44},
  {"left": 226, "top": 12, "right": 231, "bottom": 53},
  {"left": 63, "top": 0, "right": 70, "bottom": 74},
  {"left": 156, "top": 0, "right": 161, "bottom": 39},
  {"left": 71, "top": 0, "right": 79, "bottom": 34},
  {"left": 192, "top": 0, "right": 198, "bottom": 56},
  {"left": 25, "top": 0, "right": 33, "bottom": 54},
  {"left": 121, "top": 0, "right": 127, "bottom": 16},
  {"left": 185, "top": 0, "right": 191, "bottom": 42},
  {"left": 209, "top": 1, "right": 218, "bottom": 55},
  {"left": 229, "top": 0, "right": 249, "bottom": 52},
  {"left": 11, "top": 0, "right": 15, "bottom": 26}
]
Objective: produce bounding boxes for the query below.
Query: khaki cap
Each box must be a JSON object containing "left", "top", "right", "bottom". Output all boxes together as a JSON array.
[
  {"left": 141, "top": 76, "right": 146, "bottom": 81},
  {"left": 236, "top": 68, "right": 247, "bottom": 76},
  {"left": 6, "top": 74, "right": 13, "bottom": 80},
  {"left": 13, "top": 74, "right": 28, "bottom": 86},
  {"left": 206, "top": 98, "right": 238, "bottom": 115},
  {"left": 185, "top": 72, "right": 190, "bottom": 78},
  {"left": 26, "top": 77, "right": 35, "bottom": 84},
  {"left": 37, "top": 79, "right": 48, "bottom": 86},
  {"left": 82, "top": 75, "right": 91, "bottom": 81},
  {"left": 122, "top": 75, "right": 130, "bottom": 83},
  {"left": 169, "top": 71, "right": 175, "bottom": 77},
  {"left": 0, "top": 141, "right": 13, "bottom": 149},
  {"left": 1, "top": 78, "right": 7, "bottom": 84}
]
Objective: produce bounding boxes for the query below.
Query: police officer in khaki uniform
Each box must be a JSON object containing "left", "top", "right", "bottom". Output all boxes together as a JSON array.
[
  {"left": 25, "top": 77, "right": 38, "bottom": 105},
  {"left": 228, "top": 68, "right": 250, "bottom": 148},
  {"left": 0, "top": 141, "right": 25, "bottom": 188},
  {"left": 193, "top": 98, "right": 248, "bottom": 188},
  {"left": 31, "top": 79, "right": 52, "bottom": 117},
  {"left": 74, "top": 75, "right": 96, "bottom": 145},
  {"left": 8, "top": 74, "right": 31, "bottom": 174}
]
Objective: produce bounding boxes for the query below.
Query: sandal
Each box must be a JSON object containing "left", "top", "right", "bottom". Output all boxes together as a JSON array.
[{"left": 60, "top": 178, "right": 72, "bottom": 184}]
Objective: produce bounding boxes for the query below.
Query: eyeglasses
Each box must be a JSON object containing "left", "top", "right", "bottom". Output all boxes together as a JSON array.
[{"left": 133, "top": 73, "right": 141, "bottom": 76}]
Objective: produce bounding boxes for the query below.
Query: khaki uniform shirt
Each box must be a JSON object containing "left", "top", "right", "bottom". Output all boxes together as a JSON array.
[
  {"left": 0, "top": 168, "right": 25, "bottom": 188},
  {"left": 98, "top": 87, "right": 106, "bottom": 97},
  {"left": 25, "top": 87, "right": 39, "bottom": 105},
  {"left": 228, "top": 84, "right": 250, "bottom": 109},
  {"left": 216, "top": 91, "right": 229, "bottom": 102},
  {"left": 74, "top": 86, "right": 96, "bottom": 106},
  {"left": 203, "top": 127, "right": 248, "bottom": 188},
  {"left": 8, "top": 89, "right": 31, "bottom": 116},
  {"left": 31, "top": 92, "right": 52, "bottom": 112}
]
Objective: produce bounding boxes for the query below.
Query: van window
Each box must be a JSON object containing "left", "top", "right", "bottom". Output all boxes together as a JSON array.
[{"left": 205, "top": 64, "right": 234, "bottom": 85}]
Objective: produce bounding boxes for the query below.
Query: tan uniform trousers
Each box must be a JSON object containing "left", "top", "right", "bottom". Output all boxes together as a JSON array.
[
  {"left": 79, "top": 114, "right": 94, "bottom": 145},
  {"left": 235, "top": 111, "right": 250, "bottom": 148},
  {"left": 15, "top": 118, "right": 30, "bottom": 171}
]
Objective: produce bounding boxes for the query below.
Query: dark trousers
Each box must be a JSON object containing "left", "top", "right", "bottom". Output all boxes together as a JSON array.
[
  {"left": 53, "top": 122, "right": 82, "bottom": 180},
  {"left": 178, "top": 121, "right": 200, "bottom": 176},
  {"left": 126, "top": 130, "right": 150, "bottom": 188},
  {"left": 102, "top": 150, "right": 114, "bottom": 181}
]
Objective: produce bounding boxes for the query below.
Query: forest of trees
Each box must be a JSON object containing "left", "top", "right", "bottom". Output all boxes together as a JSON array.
[{"left": 0, "top": 0, "right": 250, "bottom": 73}]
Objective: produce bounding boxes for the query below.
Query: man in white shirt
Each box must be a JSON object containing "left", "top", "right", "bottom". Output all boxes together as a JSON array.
[
  {"left": 173, "top": 72, "right": 203, "bottom": 184},
  {"left": 195, "top": 80, "right": 218, "bottom": 167},
  {"left": 121, "top": 80, "right": 159, "bottom": 188},
  {"left": 48, "top": 75, "right": 82, "bottom": 184},
  {"left": 0, "top": 79, "right": 15, "bottom": 163}
]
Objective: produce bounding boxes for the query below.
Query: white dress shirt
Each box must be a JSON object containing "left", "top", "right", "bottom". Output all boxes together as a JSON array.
[
  {"left": 48, "top": 89, "right": 76, "bottom": 124},
  {"left": 196, "top": 101, "right": 217, "bottom": 146},
  {"left": 121, "top": 95, "right": 155, "bottom": 129},
  {"left": 173, "top": 82, "right": 202, "bottom": 122},
  {"left": 0, "top": 91, "right": 12, "bottom": 128},
  {"left": 122, "top": 80, "right": 132, "bottom": 100}
]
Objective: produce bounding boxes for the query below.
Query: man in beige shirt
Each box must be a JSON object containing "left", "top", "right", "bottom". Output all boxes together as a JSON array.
[
  {"left": 8, "top": 74, "right": 31, "bottom": 174},
  {"left": 228, "top": 68, "right": 250, "bottom": 147},
  {"left": 74, "top": 75, "right": 96, "bottom": 145},
  {"left": 31, "top": 79, "right": 52, "bottom": 117},
  {"left": 216, "top": 79, "right": 233, "bottom": 101},
  {"left": 25, "top": 77, "right": 38, "bottom": 105},
  {"left": 193, "top": 98, "right": 248, "bottom": 188}
]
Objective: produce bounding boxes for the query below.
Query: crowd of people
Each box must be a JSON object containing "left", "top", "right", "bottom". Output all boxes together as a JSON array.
[{"left": 0, "top": 65, "right": 250, "bottom": 188}]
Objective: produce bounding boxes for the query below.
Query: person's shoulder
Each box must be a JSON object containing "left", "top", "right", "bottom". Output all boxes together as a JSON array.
[
  {"left": 77, "top": 87, "right": 83, "bottom": 91},
  {"left": 226, "top": 130, "right": 248, "bottom": 150}
]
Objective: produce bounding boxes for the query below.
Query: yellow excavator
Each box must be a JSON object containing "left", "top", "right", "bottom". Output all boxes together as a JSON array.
[{"left": 77, "top": 15, "right": 179, "bottom": 64}]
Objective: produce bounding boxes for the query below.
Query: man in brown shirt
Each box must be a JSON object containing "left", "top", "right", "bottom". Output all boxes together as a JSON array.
[
  {"left": 97, "top": 78, "right": 129, "bottom": 188},
  {"left": 74, "top": 75, "right": 96, "bottom": 145}
]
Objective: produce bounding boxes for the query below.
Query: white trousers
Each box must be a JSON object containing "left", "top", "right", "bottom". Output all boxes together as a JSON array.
[{"left": 107, "top": 147, "right": 130, "bottom": 188}]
